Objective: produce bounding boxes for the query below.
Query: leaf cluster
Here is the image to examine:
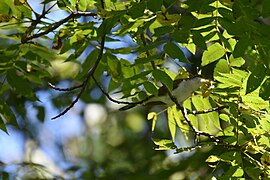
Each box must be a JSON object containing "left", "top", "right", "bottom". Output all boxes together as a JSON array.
[{"left": 0, "top": 0, "right": 270, "bottom": 179}]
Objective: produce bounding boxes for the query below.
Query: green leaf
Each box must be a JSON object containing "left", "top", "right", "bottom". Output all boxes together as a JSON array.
[
  {"left": 242, "top": 95, "right": 269, "bottom": 111},
  {"left": 7, "top": 70, "right": 37, "bottom": 100},
  {"left": 246, "top": 63, "right": 266, "bottom": 94},
  {"left": 201, "top": 43, "right": 226, "bottom": 66},
  {"left": 128, "top": 2, "right": 146, "bottom": 19},
  {"left": 244, "top": 167, "right": 262, "bottom": 180},
  {"left": 220, "top": 151, "right": 242, "bottom": 164},
  {"left": 206, "top": 155, "right": 220, "bottom": 163},
  {"left": 0, "top": 2, "right": 10, "bottom": 14},
  {"left": 153, "top": 25, "right": 173, "bottom": 37},
  {"left": 229, "top": 56, "right": 245, "bottom": 67},
  {"left": 164, "top": 42, "right": 189, "bottom": 63},
  {"left": 27, "top": 44, "right": 55, "bottom": 61},
  {"left": 261, "top": 151, "right": 270, "bottom": 169},
  {"left": 167, "top": 106, "right": 176, "bottom": 141},
  {"left": 77, "top": 49, "right": 99, "bottom": 79},
  {"left": 107, "top": 54, "right": 120, "bottom": 78},
  {"left": 148, "top": 112, "right": 157, "bottom": 131},
  {"left": 230, "top": 166, "right": 244, "bottom": 177},
  {"left": 192, "top": 31, "right": 207, "bottom": 50},
  {"left": 192, "top": 96, "right": 221, "bottom": 131},
  {"left": 262, "top": 0, "right": 270, "bottom": 17},
  {"left": 98, "top": 14, "right": 122, "bottom": 36},
  {"left": 152, "top": 138, "right": 177, "bottom": 150},
  {"left": 124, "top": 70, "right": 152, "bottom": 81},
  {"left": 108, "top": 77, "right": 121, "bottom": 92},
  {"left": 152, "top": 69, "right": 173, "bottom": 90},
  {"left": 0, "top": 98, "right": 17, "bottom": 127},
  {"left": 78, "top": 0, "right": 87, "bottom": 11},
  {"left": 147, "top": 0, "right": 163, "bottom": 12},
  {"left": 36, "top": 105, "right": 45, "bottom": 122},
  {"left": 57, "top": 0, "right": 71, "bottom": 10},
  {"left": 259, "top": 78, "right": 270, "bottom": 100},
  {"left": 143, "top": 82, "right": 158, "bottom": 96},
  {"left": 217, "top": 32, "right": 233, "bottom": 52},
  {"left": 193, "top": 17, "right": 215, "bottom": 28},
  {"left": 215, "top": 69, "right": 248, "bottom": 88},
  {"left": 172, "top": 104, "right": 190, "bottom": 138},
  {"left": 0, "top": 116, "right": 8, "bottom": 134},
  {"left": 156, "top": 13, "right": 180, "bottom": 25},
  {"left": 233, "top": 36, "right": 251, "bottom": 58},
  {"left": 172, "top": 29, "right": 190, "bottom": 43},
  {"left": 134, "top": 55, "right": 159, "bottom": 65},
  {"left": 218, "top": 7, "right": 234, "bottom": 21},
  {"left": 214, "top": 59, "right": 230, "bottom": 77},
  {"left": 120, "top": 59, "right": 135, "bottom": 79}
]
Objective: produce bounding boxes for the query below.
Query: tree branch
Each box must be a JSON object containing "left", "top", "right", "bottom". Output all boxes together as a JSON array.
[
  {"left": 51, "top": 33, "right": 106, "bottom": 120},
  {"left": 22, "top": 11, "right": 97, "bottom": 43},
  {"left": 92, "top": 75, "right": 148, "bottom": 105},
  {"left": 48, "top": 82, "right": 84, "bottom": 91},
  {"left": 187, "top": 105, "right": 229, "bottom": 115},
  {"left": 180, "top": 106, "right": 222, "bottom": 142}
]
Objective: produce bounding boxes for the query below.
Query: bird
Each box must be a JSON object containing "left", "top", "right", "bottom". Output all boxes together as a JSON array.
[{"left": 119, "top": 76, "right": 208, "bottom": 111}]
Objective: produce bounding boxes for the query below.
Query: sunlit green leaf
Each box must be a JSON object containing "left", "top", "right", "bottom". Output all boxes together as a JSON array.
[
  {"left": 214, "top": 59, "right": 230, "bottom": 77},
  {"left": 156, "top": 13, "right": 180, "bottom": 25},
  {"left": 192, "top": 96, "right": 221, "bottom": 131},
  {"left": 229, "top": 56, "right": 245, "bottom": 67},
  {"left": 206, "top": 155, "right": 220, "bottom": 163},
  {"left": 148, "top": 112, "right": 157, "bottom": 131},
  {"left": 202, "top": 43, "right": 226, "bottom": 66},
  {"left": 242, "top": 94, "right": 269, "bottom": 111},
  {"left": 152, "top": 69, "right": 173, "bottom": 90},
  {"left": 167, "top": 106, "right": 176, "bottom": 141},
  {"left": 152, "top": 138, "right": 177, "bottom": 150}
]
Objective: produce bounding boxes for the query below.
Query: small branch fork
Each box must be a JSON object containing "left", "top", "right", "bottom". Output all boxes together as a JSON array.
[
  {"left": 21, "top": 2, "right": 97, "bottom": 43},
  {"left": 50, "top": 34, "right": 106, "bottom": 120},
  {"left": 21, "top": 0, "right": 102, "bottom": 119}
]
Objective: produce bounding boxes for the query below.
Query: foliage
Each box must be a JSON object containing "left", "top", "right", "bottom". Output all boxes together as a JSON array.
[{"left": 1, "top": 0, "right": 270, "bottom": 179}]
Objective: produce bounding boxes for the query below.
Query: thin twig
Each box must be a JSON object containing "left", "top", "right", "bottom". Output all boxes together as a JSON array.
[
  {"left": 92, "top": 75, "right": 148, "bottom": 105},
  {"left": 48, "top": 82, "right": 84, "bottom": 91},
  {"left": 187, "top": 106, "right": 229, "bottom": 115},
  {"left": 51, "top": 33, "right": 106, "bottom": 120},
  {"left": 140, "top": 33, "right": 156, "bottom": 69},
  {"left": 180, "top": 106, "right": 221, "bottom": 142},
  {"left": 51, "top": 81, "right": 87, "bottom": 120},
  {"left": 22, "top": 11, "right": 97, "bottom": 43},
  {"left": 51, "top": 0, "right": 104, "bottom": 119}
]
